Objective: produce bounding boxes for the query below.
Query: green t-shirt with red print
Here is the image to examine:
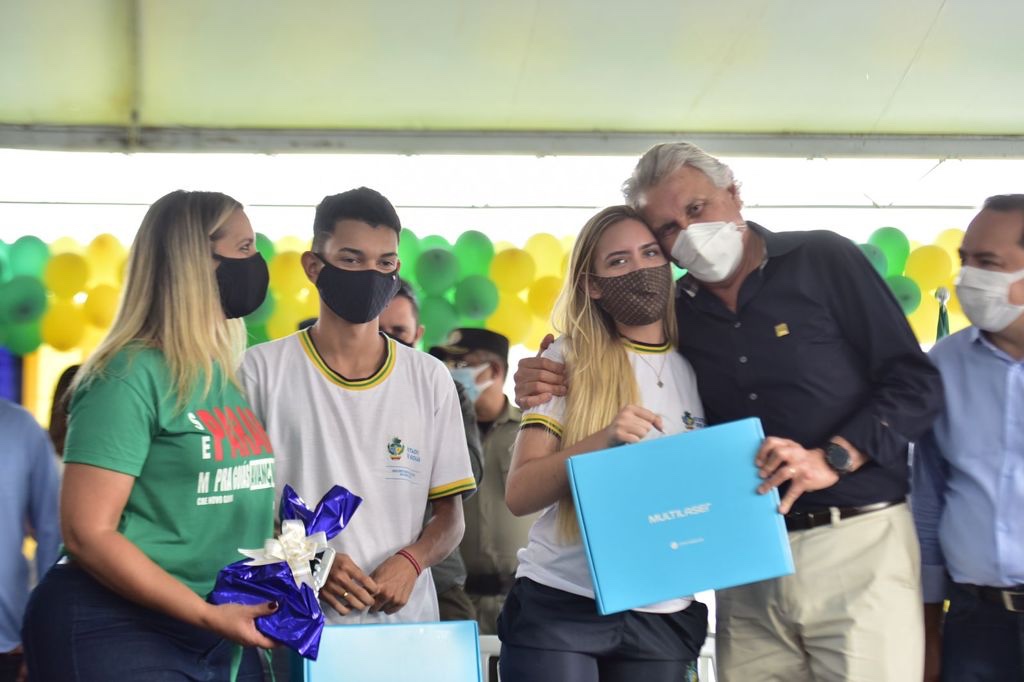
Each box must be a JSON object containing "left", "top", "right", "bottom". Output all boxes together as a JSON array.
[{"left": 64, "top": 347, "right": 276, "bottom": 597}]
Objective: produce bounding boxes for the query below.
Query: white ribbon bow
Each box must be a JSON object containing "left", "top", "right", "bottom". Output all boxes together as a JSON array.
[{"left": 239, "top": 519, "right": 330, "bottom": 591}]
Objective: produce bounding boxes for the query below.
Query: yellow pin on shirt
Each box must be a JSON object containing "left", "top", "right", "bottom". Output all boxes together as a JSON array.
[{"left": 774, "top": 323, "right": 790, "bottom": 338}]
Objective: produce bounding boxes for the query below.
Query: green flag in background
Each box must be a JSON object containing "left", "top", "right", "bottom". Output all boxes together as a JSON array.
[{"left": 935, "top": 287, "right": 950, "bottom": 341}]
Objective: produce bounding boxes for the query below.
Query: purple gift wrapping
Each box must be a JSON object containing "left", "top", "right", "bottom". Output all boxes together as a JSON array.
[{"left": 208, "top": 484, "right": 362, "bottom": 659}]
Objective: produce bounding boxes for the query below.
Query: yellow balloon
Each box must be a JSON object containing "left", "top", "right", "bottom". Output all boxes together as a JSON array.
[
  {"left": 907, "top": 297, "right": 940, "bottom": 344},
  {"left": 521, "top": 316, "right": 553, "bottom": 353},
  {"left": 296, "top": 286, "right": 320, "bottom": 320},
  {"left": 560, "top": 234, "right": 576, "bottom": 253},
  {"left": 269, "top": 252, "right": 309, "bottom": 296},
  {"left": 527, "top": 276, "right": 564, "bottom": 320},
  {"left": 266, "top": 306, "right": 305, "bottom": 340},
  {"left": 934, "top": 228, "right": 964, "bottom": 276},
  {"left": 86, "top": 234, "right": 127, "bottom": 286},
  {"left": 486, "top": 293, "right": 532, "bottom": 346},
  {"left": 934, "top": 228, "right": 965, "bottom": 256},
  {"left": 493, "top": 240, "right": 516, "bottom": 254},
  {"left": 904, "top": 245, "right": 952, "bottom": 292},
  {"left": 276, "top": 236, "right": 311, "bottom": 253},
  {"left": 490, "top": 249, "right": 536, "bottom": 294},
  {"left": 525, "top": 233, "right": 564, "bottom": 277},
  {"left": 50, "top": 237, "right": 84, "bottom": 255},
  {"left": 41, "top": 302, "right": 87, "bottom": 351},
  {"left": 84, "top": 285, "right": 121, "bottom": 328},
  {"left": 44, "top": 252, "right": 90, "bottom": 299}
]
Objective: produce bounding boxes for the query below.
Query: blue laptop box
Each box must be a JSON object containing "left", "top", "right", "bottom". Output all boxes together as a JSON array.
[
  {"left": 301, "top": 620, "right": 482, "bottom": 681},
  {"left": 566, "top": 417, "right": 794, "bottom": 615}
]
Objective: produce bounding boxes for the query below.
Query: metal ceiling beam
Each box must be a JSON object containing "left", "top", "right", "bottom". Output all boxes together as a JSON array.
[{"left": 3, "top": 124, "right": 1024, "bottom": 158}]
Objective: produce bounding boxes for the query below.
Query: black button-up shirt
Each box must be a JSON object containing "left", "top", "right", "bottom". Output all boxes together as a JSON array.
[{"left": 676, "top": 222, "right": 944, "bottom": 511}]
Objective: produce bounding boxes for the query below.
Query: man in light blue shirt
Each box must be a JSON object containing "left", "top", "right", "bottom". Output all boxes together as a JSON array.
[
  {"left": 913, "top": 194, "right": 1024, "bottom": 681},
  {"left": 0, "top": 398, "right": 60, "bottom": 681}
]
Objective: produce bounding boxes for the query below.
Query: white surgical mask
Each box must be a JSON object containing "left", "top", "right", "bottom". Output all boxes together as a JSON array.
[
  {"left": 449, "top": 364, "right": 494, "bottom": 403},
  {"left": 670, "top": 221, "right": 746, "bottom": 283},
  {"left": 955, "top": 265, "right": 1024, "bottom": 332}
]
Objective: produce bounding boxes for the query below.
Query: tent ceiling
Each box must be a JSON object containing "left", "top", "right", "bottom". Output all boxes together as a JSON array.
[{"left": 1, "top": 0, "right": 1023, "bottom": 154}]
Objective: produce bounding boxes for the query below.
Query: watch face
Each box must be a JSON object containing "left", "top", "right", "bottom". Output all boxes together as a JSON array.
[{"left": 826, "top": 443, "right": 852, "bottom": 472}]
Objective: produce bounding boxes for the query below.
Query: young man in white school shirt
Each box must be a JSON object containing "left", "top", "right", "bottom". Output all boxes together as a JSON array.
[{"left": 241, "top": 187, "right": 475, "bottom": 624}]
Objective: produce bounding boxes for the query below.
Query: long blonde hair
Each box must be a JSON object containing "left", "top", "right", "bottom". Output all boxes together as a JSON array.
[
  {"left": 73, "top": 190, "right": 248, "bottom": 410},
  {"left": 552, "top": 206, "right": 677, "bottom": 542}
]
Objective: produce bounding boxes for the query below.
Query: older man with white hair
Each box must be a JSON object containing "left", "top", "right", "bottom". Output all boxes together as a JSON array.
[{"left": 515, "top": 142, "right": 943, "bottom": 681}]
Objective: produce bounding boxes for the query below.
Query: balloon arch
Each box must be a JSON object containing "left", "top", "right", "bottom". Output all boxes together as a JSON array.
[{"left": 0, "top": 226, "right": 968, "bottom": 358}]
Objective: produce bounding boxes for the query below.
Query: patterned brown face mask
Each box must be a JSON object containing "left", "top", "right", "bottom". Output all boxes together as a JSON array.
[{"left": 590, "top": 263, "right": 672, "bottom": 326}]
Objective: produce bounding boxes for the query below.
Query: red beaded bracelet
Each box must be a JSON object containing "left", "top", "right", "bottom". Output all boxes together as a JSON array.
[{"left": 396, "top": 549, "right": 422, "bottom": 576}]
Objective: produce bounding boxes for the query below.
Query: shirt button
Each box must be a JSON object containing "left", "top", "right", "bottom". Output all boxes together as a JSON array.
[
  {"left": 749, "top": 392, "right": 758, "bottom": 401},
  {"left": 734, "top": 322, "right": 742, "bottom": 329},
  {"left": 739, "top": 356, "right": 748, "bottom": 364}
]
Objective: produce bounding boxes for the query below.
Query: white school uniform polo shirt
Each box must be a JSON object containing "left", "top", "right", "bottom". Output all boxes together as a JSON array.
[
  {"left": 241, "top": 329, "right": 475, "bottom": 624},
  {"left": 516, "top": 336, "right": 705, "bottom": 614}
]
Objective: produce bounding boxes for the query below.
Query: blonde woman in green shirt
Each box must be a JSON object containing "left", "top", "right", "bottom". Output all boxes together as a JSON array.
[{"left": 22, "top": 190, "right": 278, "bottom": 681}]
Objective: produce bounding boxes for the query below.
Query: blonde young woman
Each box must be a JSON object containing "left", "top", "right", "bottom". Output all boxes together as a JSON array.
[
  {"left": 22, "top": 191, "right": 277, "bottom": 680},
  {"left": 499, "top": 206, "right": 708, "bottom": 682}
]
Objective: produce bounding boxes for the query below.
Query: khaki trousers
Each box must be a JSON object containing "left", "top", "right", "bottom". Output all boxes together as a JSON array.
[{"left": 717, "top": 503, "right": 923, "bottom": 682}]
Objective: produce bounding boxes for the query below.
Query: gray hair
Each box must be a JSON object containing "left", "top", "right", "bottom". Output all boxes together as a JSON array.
[{"left": 622, "top": 142, "right": 737, "bottom": 208}]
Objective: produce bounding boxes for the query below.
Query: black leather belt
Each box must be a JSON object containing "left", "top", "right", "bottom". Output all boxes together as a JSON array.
[
  {"left": 956, "top": 583, "right": 1024, "bottom": 613},
  {"left": 784, "top": 500, "right": 903, "bottom": 532},
  {"left": 465, "top": 573, "right": 516, "bottom": 596}
]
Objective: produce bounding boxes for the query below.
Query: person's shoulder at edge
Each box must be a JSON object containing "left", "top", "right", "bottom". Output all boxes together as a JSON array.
[
  {"left": 0, "top": 396, "right": 43, "bottom": 429},
  {"left": 241, "top": 330, "right": 304, "bottom": 372},
  {"left": 928, "top": 326, "right": 976, "bottom": 365}
]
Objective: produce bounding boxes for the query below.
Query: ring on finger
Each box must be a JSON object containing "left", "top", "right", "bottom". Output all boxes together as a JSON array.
[
  {"left": 788, "top": 466, "right": 797, "bottom": 476},
  {"left": 341, "top": 590, "right": 349, "bottom": 600}
]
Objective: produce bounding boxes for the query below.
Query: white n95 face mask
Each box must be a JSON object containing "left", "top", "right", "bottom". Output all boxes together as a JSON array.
[
  {"left": 955, "top": 265, "right": 1024, "bottom": 332},
  {"left": 670, "top": 221, "right": 745, "bottom": 283}
]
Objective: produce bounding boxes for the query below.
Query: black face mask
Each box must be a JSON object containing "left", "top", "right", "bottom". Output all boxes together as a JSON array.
[
  {"left": 314, "top": 254, "right": 400, "bottom": 324},
  {"left": 214, "top": 253, "right": 269, "bottom": 319}
]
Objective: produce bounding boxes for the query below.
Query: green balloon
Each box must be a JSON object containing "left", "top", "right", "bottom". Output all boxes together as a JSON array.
[
  {"left": 398, "top": 229, "right": 422, "bottom": 274},
  {"left": 0, "top": 276, "right": 49, "bottom": 325},
  {"left": 415, "top": 249, "right": 460, "bottom": 296},
  {"left": 868, "top": 227, "right": 910, "bottom": 277},
  {"left": 0, "top": 241, "right": 9, "bottom": 283},
  {"left": 9, "top": 236, "right": 50, "bottom": 278},
  {"left": 246, "top": 323, "right": 269, "bottom": 347},
  {"left": 858, "top": 243, "right": 889, "bottom": 277},
  {"left": 244, "top": 292, "right": 276, "bottom": 326},
  {"left": 255, "top": 233, "right": 276, "bottom": 262},
  {"left": 419, "top": 235, "right": 452, "bottom": 253},
  {"left": 454, "top": 275, "right": 499, "bottom": 319},
  {"left": 886, "top": 275, "right": 921, "bottom": 315},
  {"left": 3, "top": 321, "right": 42, "bottom": 356},
  {"left": 419, "top": 296, "right": 459, "bottom": 348},
  {"left": 453, "top": 231, "right": 494, "bottom": 277}
]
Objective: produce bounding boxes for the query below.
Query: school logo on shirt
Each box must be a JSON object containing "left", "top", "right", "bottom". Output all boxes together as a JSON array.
[
  {"left": 682, "top": 412, "right": 706, "bottom": 431},
  {"left": 387, "top": 437, "right": 406, "bottom": 460}
]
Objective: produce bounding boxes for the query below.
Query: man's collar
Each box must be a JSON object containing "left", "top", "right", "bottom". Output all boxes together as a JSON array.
[
  {"left": 746, "top": 221, "right": 803, "bottom": 258},
  {"left": 970, "top": 326, "right": 1024, "bottom": 363}
]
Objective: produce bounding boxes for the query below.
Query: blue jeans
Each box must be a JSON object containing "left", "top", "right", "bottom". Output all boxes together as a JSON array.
[
  {"left": 942, "top": 582, "right": 1024, "bottom": 682},
  {"left": 22, "top": 563, "right": 265, "bottom": 681}
]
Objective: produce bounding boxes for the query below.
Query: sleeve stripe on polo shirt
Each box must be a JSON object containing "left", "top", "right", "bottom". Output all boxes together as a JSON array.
[
  {"left": 520, "top": 414, "right": 564, "bottom": 439},
  {"left": 428, "top": 477, "right": 477, "bottom": 500}
]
